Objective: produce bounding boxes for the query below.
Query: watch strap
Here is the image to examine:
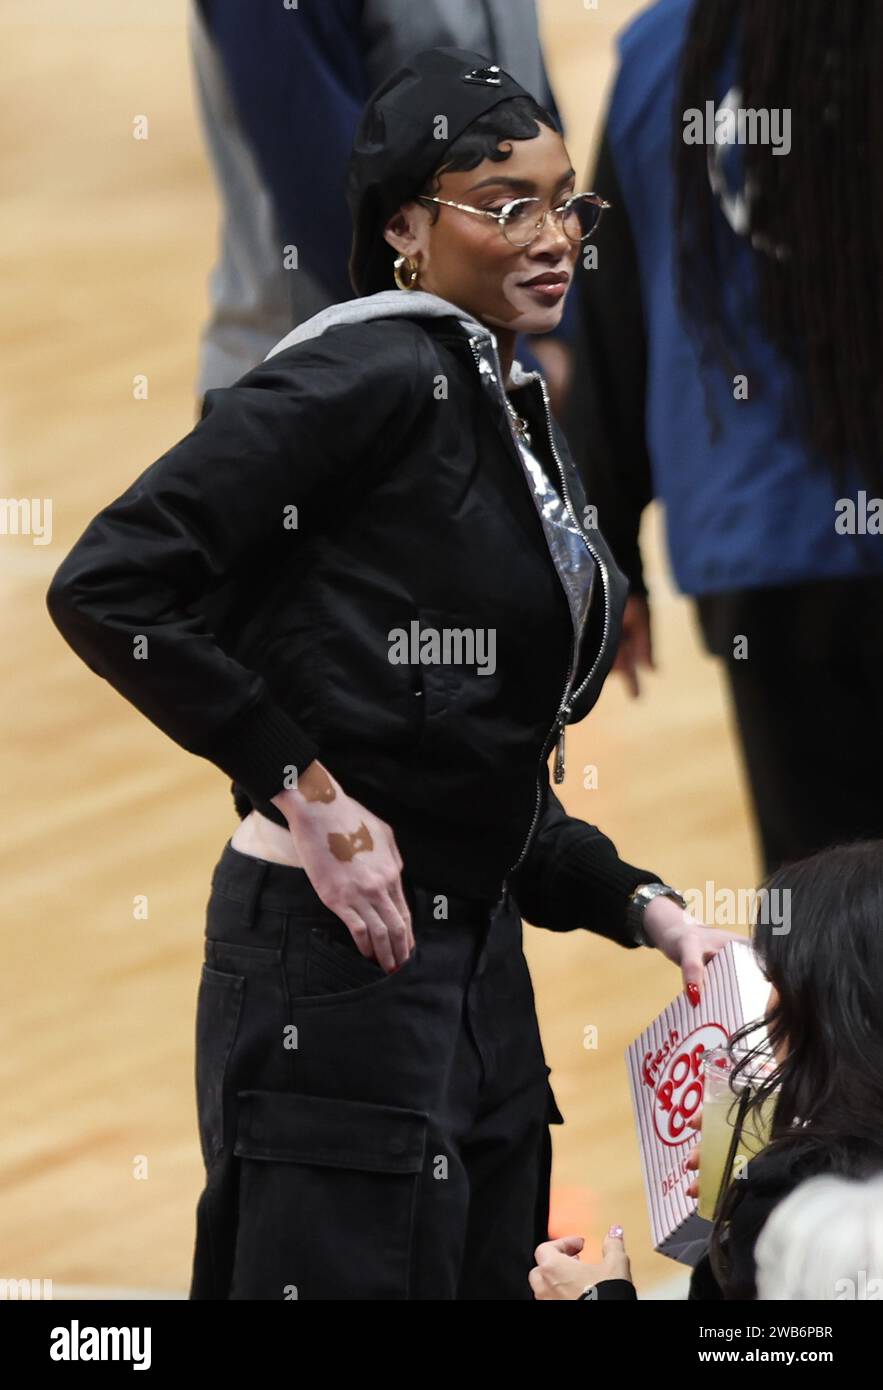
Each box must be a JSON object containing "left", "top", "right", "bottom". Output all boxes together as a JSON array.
[{"left": 626, "top": 882, "right": 686, "bottom": 947}]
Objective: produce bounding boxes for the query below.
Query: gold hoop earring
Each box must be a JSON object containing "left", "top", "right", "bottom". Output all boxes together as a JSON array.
[{"left": 393, "top": 254, "right": 420, "bottom": 291}]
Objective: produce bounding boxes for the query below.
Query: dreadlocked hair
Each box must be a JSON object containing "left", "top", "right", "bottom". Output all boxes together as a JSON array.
[{"left": 674, "top": 0, "right": 883, "bottom": 497}]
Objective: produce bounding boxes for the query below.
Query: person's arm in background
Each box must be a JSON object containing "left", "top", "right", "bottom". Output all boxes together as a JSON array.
[
  {"left": 188, "top": 0, "right": 297, "bottom": 404},
  {"left": 199, "top": 0, "right": 367, "bottom": 309},
  {"left": 563, "top": 120, "right": 656, "bottom": 698},
  {"left": 190, "top": 0, "right": 370, "bottom": 415}
]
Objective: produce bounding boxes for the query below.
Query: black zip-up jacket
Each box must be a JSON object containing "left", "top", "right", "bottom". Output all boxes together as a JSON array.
[{"left": 45, "top": 290, "right": 661, "bottom": 944}]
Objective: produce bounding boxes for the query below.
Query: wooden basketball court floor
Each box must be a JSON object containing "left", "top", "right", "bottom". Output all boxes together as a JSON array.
[{"left": 2, "top": 0, "right": 758, "bottom": 1298}]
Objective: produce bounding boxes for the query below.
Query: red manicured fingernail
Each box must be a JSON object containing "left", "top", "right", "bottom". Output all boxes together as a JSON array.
[{"left": 687, "top": 983, "right": 701, "bottom": 1008}]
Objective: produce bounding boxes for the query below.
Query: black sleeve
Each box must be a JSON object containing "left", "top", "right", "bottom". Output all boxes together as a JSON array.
[
  {"left": 45, "top": 324, "right": 429, "bottom": 809},
  {"left": 585, "top": 1278, "right": 639, "bottom": 1301},
  {"left": 508, "top": 768, "right": 664, "bottom": 950},
  {"left": 563, "top": 121, "right": 654, "bottom": 597},
  {"left": 688, "top": 1189, "right": 779, "bottom": 1301},
  {"left": 686, "top": 1251, "right": 724, "bottom": 1301}
]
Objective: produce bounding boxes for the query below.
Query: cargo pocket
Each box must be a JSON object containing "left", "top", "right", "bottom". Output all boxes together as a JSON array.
[
  {"left": 231, "top": 1089, "right": 428, "bottom": 1300},
  {"left": 195, "top": 964, "right": 245, "bottom": 1170}
]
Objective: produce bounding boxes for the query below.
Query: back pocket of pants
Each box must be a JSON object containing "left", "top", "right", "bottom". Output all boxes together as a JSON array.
[
  {"left": 231, "top": 1089, "right": 428, "bottom": 1299},
  {"left": 195, "top": 964, "right": 245, "bottom": 1170}
]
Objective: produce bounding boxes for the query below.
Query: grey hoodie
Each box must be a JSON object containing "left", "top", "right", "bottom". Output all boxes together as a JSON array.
[{"left": 264, "top": 287, "right": 531, "bottom": 383}]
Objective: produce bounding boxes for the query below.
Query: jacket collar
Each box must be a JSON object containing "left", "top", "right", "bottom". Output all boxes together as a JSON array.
[{"left": 263, "top": 287, "right": 537, "bottom": 390}]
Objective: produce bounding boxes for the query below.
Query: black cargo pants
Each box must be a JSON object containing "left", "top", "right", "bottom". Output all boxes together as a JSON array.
[{"left": 189, "top": 839, "right": 564, "bottom": 1300}]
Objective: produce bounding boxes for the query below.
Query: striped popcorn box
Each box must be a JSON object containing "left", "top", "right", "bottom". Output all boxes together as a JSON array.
[{"left": 625, "top": 940, "right": 771, "bottom": 1265}]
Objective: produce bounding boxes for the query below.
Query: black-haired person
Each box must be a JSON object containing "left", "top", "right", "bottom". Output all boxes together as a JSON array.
[
  {"left": 688, "top": 838, "right": 883, "bottom": 1299},
  {"left": 566, "top": 0, "right": 883, "bottom": 875},
  {"left": 532, "top": 839, "right": 883, "bottom": 1300},
  {"left": 46, "top": 49, "right": 736, "bottom": 1301}
]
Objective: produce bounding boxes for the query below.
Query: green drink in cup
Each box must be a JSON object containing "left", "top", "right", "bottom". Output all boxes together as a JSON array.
[{"left": 697, "top": 1046, "right": 779, "bottom": 1222}]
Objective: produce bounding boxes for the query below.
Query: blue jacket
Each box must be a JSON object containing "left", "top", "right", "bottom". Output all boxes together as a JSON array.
[{"left": 586, "top": 0, "right": 883, "bottom": 595}]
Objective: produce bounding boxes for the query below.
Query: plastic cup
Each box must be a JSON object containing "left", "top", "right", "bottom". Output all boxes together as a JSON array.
[{"left": 697, "top": 1046, "right": 778, "bottom": 1221}]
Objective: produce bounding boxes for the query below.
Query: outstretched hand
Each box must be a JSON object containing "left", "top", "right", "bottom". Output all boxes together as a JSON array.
[
  {"left": 642, "top": 894, "right": 745, "bottom": 1005},
  {"left": 529, "top": 1228, "right": 633, "bottom": 1300}
]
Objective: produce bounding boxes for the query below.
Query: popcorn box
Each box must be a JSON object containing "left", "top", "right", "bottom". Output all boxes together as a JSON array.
[{"left": 625, "top": 941, "right": 771, "bottom": 1265}]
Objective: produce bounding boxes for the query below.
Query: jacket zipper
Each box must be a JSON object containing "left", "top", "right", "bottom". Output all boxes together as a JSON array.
[
  {"left": 536, "top": 372, "right": 612, "bottom": 783},
  {"left": 465, "top": 332, "right": 612, "bottom": 879}
]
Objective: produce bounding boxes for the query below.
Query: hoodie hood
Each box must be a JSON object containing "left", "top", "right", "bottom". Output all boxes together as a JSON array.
[{"left": 263, "top": 288, "right": 538, "bottom": 389}]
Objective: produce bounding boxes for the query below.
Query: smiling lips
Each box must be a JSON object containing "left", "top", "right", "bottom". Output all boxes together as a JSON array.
[
  {"left": 520, "top": 271, "right": 570, "bottom": 287},
  {"left": 519, "top": 271, "right": 569, "bottom": 301}
]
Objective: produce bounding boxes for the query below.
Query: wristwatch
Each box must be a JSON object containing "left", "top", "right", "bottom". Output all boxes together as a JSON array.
[{"left": 626, "top": 882, "right": 688, "bottom": 947}]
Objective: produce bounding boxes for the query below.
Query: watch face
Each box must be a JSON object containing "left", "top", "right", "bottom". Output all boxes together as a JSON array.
[{"left": 644, "top": 884, "right": 674, "bottom": 903}]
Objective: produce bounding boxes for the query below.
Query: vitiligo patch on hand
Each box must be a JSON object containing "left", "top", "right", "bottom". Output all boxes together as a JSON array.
[
  {"left": 327, "top": 823, "right": 374, "bottom": 862},
  {"left": 299, "top": 762, "right": 336, "bottom": 803}
]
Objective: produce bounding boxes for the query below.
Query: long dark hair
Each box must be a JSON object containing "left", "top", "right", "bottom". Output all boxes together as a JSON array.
[
  {"left": 674, "top": 0, "right": 883, "bottom": 497},
  {"left": 418, "top": 94, "right": 560, "bottom": 209},
  {"left": 709, "top": 839, "right": 883, "bottom": 1292}
]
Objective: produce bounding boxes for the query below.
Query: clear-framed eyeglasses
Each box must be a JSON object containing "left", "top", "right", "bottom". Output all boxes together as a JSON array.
[{"left": 415, "top": 191, "right": 611, "bottom": 248}]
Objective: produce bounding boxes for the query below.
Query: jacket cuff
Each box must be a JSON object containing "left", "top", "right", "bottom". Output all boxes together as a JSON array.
[
  {"left": 194, "top": 689, "right": 322, "bottom": 804},
  {"left": 547, "top": 838, "right": 663, "bottom": 948},
  {"left": 581, "top": 1278, "right": 638, "bottom": 1301}
]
